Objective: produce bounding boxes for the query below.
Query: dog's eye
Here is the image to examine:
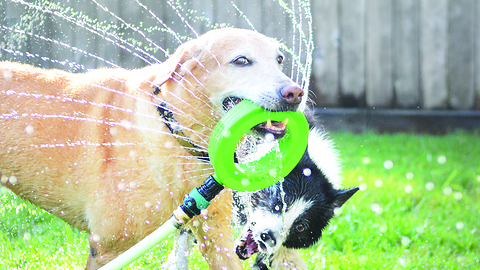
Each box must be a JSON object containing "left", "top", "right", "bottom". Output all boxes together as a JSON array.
[
  {"left": 277, "top": 55, "right": 284, "bottom": 65},
  {"left": 231, "top": 56, "right": 251, "bottom": 67},
  {"left": 296, "top": 223, "right": 305, "bottom": 233}
]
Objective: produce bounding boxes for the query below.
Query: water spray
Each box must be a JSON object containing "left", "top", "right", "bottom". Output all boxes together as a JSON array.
[{"left": 99, "top": 100, "right": 309, "bottom": 269}]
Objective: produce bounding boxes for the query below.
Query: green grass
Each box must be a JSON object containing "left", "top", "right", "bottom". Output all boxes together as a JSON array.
[{"left": 1, "top": 131, "right": 479, "bottom": 269}]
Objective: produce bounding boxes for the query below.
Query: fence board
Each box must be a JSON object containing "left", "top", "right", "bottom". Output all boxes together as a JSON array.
[
  {"left": 393, "top": 0, "right": 420, "bottom": 108},
  {"left": 420, "top": 0, "right": 448, "bottom": 109},
  {"left": 477, "top": 1, "right": 480, "bottom": 109},
  {"left": 95, "top": 0, "right": 121, "bottom": 68},
  {"left": 339, "top": 0, "right": 365, "bottom": 106},
  {"left": 72, "top": 0, "right": 99, "bottom": 70},
  {"left": 311, "top": 0, "right": 339, "bottom": 106},
  {"left": 448, "top": 0, "right": 476, "bottom": 109},
  {"left": 1, "top": 0, "right": 479, "bottom": 110},
  {"left": 4, "top": 1, "right": 27, "bottom": 63},
  {"left": 236, "top": 0, "right": 262, "bottom": 31},
  {"left": 365, "top": 0, "right": 393, "bottom": 108}
]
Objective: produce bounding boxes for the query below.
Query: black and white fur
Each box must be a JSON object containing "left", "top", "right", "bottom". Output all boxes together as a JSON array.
[
  {"left": 234, "top": 128, "right": 358, "bottom": 269},
  {"left": 162, "top": 128, "right": 358, "bottom": 270}
]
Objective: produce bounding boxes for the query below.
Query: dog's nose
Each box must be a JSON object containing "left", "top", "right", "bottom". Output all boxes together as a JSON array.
[
  {"left": 260, "top": 230, "right": 276, "bottom": 248},
  {"left": 281, "top": 85, "right": 304, "bottom": 104}
]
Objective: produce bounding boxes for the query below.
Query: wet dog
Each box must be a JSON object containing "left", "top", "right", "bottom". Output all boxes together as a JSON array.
[
  {"left": 0, "top": 28, "right": 305, "bottom": 269},
  {"left": 162, "top": 128, "right": 358, "bottom": 270},
  {"left": 234, "top": 128, "right": 359, "bottom": 269}
]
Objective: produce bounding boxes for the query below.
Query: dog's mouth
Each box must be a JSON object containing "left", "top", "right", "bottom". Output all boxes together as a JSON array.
[
  {"left": 235, "top": 229, "right": 259, "bottom": 260},
  {"left": 222, "top": 97, "right": 288, "bottom": 139}
]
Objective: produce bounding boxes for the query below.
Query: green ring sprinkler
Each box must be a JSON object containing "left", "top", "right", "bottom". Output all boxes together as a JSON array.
[{"left": 99, "top": 100, "right": 309, "bottom": 269}]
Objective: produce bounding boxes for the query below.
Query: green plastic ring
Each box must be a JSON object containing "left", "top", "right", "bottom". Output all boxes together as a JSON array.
[{"left": 208, "top": 100, "right": 309, "bottom": 192}]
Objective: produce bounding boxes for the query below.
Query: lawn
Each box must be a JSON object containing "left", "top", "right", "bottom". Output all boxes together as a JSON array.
[{"left": 1, "top": 131, "right": 479, "bottom": 269}]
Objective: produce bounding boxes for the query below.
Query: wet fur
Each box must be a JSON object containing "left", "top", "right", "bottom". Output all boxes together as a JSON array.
[
  {"left": 0, "top": 28, "right": 304, "bottom": 269},
  {"left": 234, "top": 128, "right": 359, "bottom": 269}
]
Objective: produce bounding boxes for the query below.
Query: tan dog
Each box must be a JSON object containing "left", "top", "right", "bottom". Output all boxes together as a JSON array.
[{"left": 0, "top": 28, "right": 305, "bottom": 269}]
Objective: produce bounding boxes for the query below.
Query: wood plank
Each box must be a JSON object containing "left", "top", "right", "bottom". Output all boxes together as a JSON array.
[
  {"left": 4, "top": 1, "right": 27, "bottom": 63},
  {"left": 95, "top": 0, "right": 121, "bottom": 68},
  {"left": 71, "top": 0, "right": 99, "bottom": 70},
  {"left": 214, "top": 0, "right": 238, "bottom": 28},
  {"left": 236, "top": 0, "right": 262, "bottom": 31},
  {"left": 392, "top": 0, "right": 420, "bottom": 108},
  {"left": 365, "top": 0, "right": 393, "bottom": 108},
  {"left": 189, "top": 0, "right": 215, "bottom": 34},
  {"left": 262, "top": 0, "right": 288, "bottom": 41},
  {"left": 448, "top": 0, "right": 475, "bottom": 109},
  {"left": 420, "top": 0, "right": 448, "bottom": 109},
  {"left": 311, "top": 0, "right": 339, "bottom": 106},
  {"left": 477, "top": 0, "right": 480, "bottom": 109},
  {"left": 0, "top": 1, "right": 7, "bottom": 60},
  {"left": 339, "top": 0, "right": 365, "bottom": 107}
]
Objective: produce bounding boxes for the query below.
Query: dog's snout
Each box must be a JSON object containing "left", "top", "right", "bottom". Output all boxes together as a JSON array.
[
  {"left": 281, "top": 85, "right": 304, "bottom": 104},
  {"left": 260, "top": 230, "right": 276, "bottom": 248}
]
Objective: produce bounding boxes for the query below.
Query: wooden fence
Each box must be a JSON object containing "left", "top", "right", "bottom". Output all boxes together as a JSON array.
[{"left": 1, "top": 0, "right": 479, "bottom": 110}]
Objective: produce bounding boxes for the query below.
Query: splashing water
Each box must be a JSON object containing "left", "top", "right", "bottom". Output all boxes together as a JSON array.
[{"left": 1, "top": 0, "right": 314, "bottom": 266}]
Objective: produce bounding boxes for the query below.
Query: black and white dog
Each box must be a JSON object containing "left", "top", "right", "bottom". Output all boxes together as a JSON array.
[
  {"left": 234, "top": 128, "right": 358, "bottom": 269},
  {"left": 163, "top": 128, "right": 358, "bottom": 270}
]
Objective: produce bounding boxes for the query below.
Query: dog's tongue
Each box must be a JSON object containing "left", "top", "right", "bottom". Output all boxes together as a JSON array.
[{"left": 235, "top": 230, "right": 259, "bottom": 260}]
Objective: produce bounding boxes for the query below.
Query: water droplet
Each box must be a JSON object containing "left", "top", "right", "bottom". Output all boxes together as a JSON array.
[
  {"left": 129, "top": 150, "right": 137, "bottom": 159},
  {"left": 144, "top": 201, "right": 152, "bottom": 208},
  {"left": 437, "top": 155, "right": 447, "bottom": 165},
  {"left": 3, "top": 70, "right": 13, "bottom": 80},
  {"left": 110, "top": 127, "right": 119, "bottom": 136},
  {"left": 379, "top": 224, "right": 388, "bottom": 233},
  {"left": 371, "top": 203, "right": 383, "bottom": 215},
  {"left": 302, "top": 168, "right": 312, "bottom": 177},
  {"left": 401, "top": 236, "right": 411, "bottom": 246},
  {"left": 1, "top": 175, "right": 8, "bottom": 184},
  {"left": 374, "top": 179, "right": 383, "bottom": 188},
  {"left": 129, "top": 181, "right": 137, "bottom": 188},
  {"left": 202, "top": 223, "right": 210, "bottom": 232},
  {"left": 455, "top": 222, "right": 465, "bottom": 231},
  {"left": 25, "top": 125, "right": 35, "bottom": 135},
  {"left": 164, "top": 141, "right": 174, "bottom": 149},
  {"left": 443, "top": 186, "right": 453, "bottom": 196},
  {"left": 453, "top": 191, "right": 463, "bottom": 201},
  {"left": 192, "top": 220, "right": 200, "bottom": 227},
  {"left": 425, "top": 182, "right": 435, "bottom": 191},
  {"left": 362, "top": 157, "right": 371, "bottom": 165},
  {"left": 60, "top": 211, "right": 65, "bottom": 215},
  {"left": 23, "top": 232, "right": 32, "bottom": 241},
  {"left": 383, "top": 160, "right": 394, "bottom": 170},
  {"left": 121, "top": 120, "right": 132, "bottom": 130},
  {"left": 333, "top": 207, "right": 343, "bottom": 216},
  {"left": 8, "top": 175, "right": 18, "bottom": 185},
  {"left": 264, "top": 133, "right": 275, "bottom": 142},
  {"left": 241, "top": 178, "right": 250, "bottom": 186},
  {"left": 359, "top": 183, "right": 367, "bottom": 191},
  {"left": 404, "top": 185, "right": 413, "bottom": 194},
  {"left": 118, "top": 183, "right": 125, "bottom": 190},
  {"left": 92, "top": 234, "right": 101, "bottom": 242},
  {"left": 222, "top": 130, "right": 231, "bottom": 138},
  {"left": 146, "top": 220, "right": 151, "bottom": 225},
  {"left": 416, "top": 225, "right": 425, "bottom": 234},
  {"left": 405, "top": 172, "right": 414, "bottom": 180},
  {"left": 275, "top": 205, "right": 281, "bottom": 211}
]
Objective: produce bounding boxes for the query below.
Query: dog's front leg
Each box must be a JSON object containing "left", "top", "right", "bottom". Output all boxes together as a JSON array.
[{"left": 188, "top": 190, "right": 243, "bottom": 270}]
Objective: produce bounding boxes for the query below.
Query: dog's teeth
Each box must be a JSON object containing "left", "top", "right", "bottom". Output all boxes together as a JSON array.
[
  {"left": 266, "top": 119, "right": 272, "bottom": 129},
  {"left": 282, "top": 118, "right": 289, "bottom": 127}
]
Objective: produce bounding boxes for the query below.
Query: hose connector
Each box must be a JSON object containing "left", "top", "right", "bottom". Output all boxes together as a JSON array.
[{"left": 180, "top": 175, "right": 224, "bottom": 218}]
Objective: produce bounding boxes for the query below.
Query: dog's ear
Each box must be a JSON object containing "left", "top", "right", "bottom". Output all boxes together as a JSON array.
[
  {"left": 151, "top": 39, "right": 199, "bottom": 88},
  {"left": 333, "top": 187, "right": 359, "bottom": 208}
]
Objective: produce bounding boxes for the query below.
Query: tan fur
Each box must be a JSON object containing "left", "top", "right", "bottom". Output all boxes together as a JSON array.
[{"left": 0, "top": 28, "right": 302, "bottom": 269}]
